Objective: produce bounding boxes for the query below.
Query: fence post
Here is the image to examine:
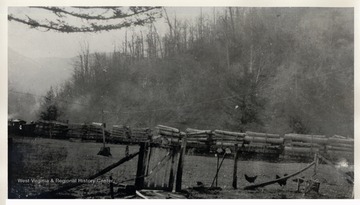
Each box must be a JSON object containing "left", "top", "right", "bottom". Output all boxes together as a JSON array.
[
  {"left": 216, "top": 153, "right": 220, "bottom": 187},
  {"left": 175, "top": 134, "right": 187, "bottom": 192},
  {"left": 232, "top": 144, "right": 239, "bottom": 189},
  {"left": 168, "top": 147, "right": 176, "bottom": 191},
  {"left": 135, "top": 142, "right": 148, "bottom": 189},
  {"left": 109, "top": 176, "right": 114, "bottom": 199},
  {"left": 313, "top": 153, "right": 318, "bottom": 176},
  {"left": 125, "top": 145, "right": 129, "bottom": 157},
  {"left": 49, "top": 122, "right": 53, "bottom": 138}
]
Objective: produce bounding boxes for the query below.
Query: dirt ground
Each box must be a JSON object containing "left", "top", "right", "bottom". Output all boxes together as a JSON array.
[{"left": 8, "top": 136, "right": 354, "bottom": 199}]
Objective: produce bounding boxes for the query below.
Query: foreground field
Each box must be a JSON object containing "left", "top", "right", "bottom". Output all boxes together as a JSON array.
[{"left": 8, "top": 137, "right": 353, "bottom": 199}]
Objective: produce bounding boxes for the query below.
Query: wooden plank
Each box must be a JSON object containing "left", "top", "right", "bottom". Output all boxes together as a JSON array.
[
  {"left": 244, "top": 161, "right": 315, "bottom": 190},
  {"left": 136, "top": 190, "right": 187, "bottom": 199},
  {"left": 163, "top": 155, "right": 170, "bottom": 188},
  {"left": 168, "top": 148, "right": 176, "bottom": 192},
  {"left": 175, "top": 135, "right": 187, "bottom": 192},
  {"left": 145, "top": 147, "right": 152, "bottom": 176},
  {"left": 135, "top": 190, "right": 149, "bottom": 199},
  {"left": 32, "top": 151, "right": 139, "bottom": 198},
  {"left": 135, "top": 142, "right": 148, "bottom": 189},
  {"left": 153, "top": 169, "right": 159, "bottom": 188}
]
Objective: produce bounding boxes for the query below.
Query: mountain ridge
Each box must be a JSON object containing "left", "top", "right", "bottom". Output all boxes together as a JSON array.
[{"left": 8, "top": 48, "right": 74, "bottom": 96}]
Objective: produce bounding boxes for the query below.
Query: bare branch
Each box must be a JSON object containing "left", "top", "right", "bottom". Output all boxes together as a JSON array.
[
  {"left": 29, "top": 6, "right": 161, "bottom": 21},
  {"left": 8, "top": 6, "right": 162, "bottom": 33}
]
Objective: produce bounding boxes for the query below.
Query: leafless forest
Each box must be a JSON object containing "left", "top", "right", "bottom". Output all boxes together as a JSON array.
[{"left": 9, "top": 7, "right": 353, "bottom": 136}]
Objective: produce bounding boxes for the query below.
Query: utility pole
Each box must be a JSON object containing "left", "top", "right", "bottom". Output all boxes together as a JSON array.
[
  {"left": 295, "top": 66, "right": 298, "bottom": 99},
  {"left": 97, "top": 66, "right": 111, "bottom": 156},
  {"left": 102, "top": 108, "right": 106, "bottom": 148}
]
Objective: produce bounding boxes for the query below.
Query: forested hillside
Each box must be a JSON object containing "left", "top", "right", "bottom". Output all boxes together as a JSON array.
[{"left": 42, "top": 8, "right": 353, "bottom": 137}]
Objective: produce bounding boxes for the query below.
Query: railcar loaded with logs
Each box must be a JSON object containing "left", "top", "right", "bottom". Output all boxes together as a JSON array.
[
  {"left": 33, "top": 120, "right": 69, "bottom": 139},
  {"left": 110, "top": 125, "right": 152, "bottom": 144},
  {"left": 8, "top": 119, "right": 354, "bottom": 162}
]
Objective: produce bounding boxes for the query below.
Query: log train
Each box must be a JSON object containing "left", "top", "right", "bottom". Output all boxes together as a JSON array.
[{"left": 8, "top": 119, "right": 354, "bottom": 162}]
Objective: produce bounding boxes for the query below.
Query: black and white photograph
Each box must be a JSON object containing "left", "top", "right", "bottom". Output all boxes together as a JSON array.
[{"left": 5, "top": 3, "right": 355, "bottom": 200}]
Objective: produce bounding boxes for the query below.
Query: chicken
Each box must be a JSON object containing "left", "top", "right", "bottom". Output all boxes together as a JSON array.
[
  {"left": 196, "top": 181, "right": 204, "bottom": 187},
  {"left": 345, "top": 171, "right": 354, "bottom": 185},
  {"left": 244, "top": 174, "right": 257, "bottom": 183},
  {"left": 276, "top": 174, "right": 288, "bottom": 186},
  {"left": 345, "top": 171, "right": 354, "bottom": 179},
  {"left": 216, "top": 148, "right": 224, "bottom": 154}
]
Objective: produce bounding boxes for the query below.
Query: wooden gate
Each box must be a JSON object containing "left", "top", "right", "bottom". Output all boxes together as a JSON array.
[{"left": 135, "top": 139, "right": 186, "bottom": 192}]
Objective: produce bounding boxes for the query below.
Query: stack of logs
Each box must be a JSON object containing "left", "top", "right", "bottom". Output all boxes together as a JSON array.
[
  {"left": 326, "top": 135, "right": 354, "bottom": 158},
  {"left": 156, "top": 125, "right": 185, "bottom": 143},
  {"left": 212, "top": 130, "right": 245, "bottom": 146},
  {"left": 21, "top": 123, "right": 36, "bottom": 137},
  {"left": 67, "top": 123, "right": 86, "bottom": 139},
  {"left": 185, "top": 128, "right": 212, "bottom": 146},
  {"left": 111, "top": 125, "right": 152, "bottom": 142},
  {"left": 111, "top": 125, "right": 131, "bottom": 140},
  {"left": 284, "top": 133, "right": 354, "bottom": 159},
  {"left": 34, "top": 120, "right": 69, "bottom": 139},
  {"left": 82, "top": 122, "right": 108, "bottom": 140},
  {"left": 131, "top": 128, "right": 152, "bottom": 142},
  {"left": 284, "top": 134, "right": 328, "bottom": 156}
]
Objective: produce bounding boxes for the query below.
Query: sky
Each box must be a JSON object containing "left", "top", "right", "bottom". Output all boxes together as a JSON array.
[{"left": 8, "top": 7, "right": 216, "bottom": 59}]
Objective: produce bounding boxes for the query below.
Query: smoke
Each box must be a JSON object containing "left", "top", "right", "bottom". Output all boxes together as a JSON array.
[
  {"left": 69, "top": 94, "right": 91, "bottom": 112},
  {"left": 335, "top": 158, "right": 349, "bottom": 168},
  {"left": 8, "top": 113, "right": 19, "bottom": 120},
  {"left": 8, "top": 99, "right": 40, "bottom": 122},
  {"left": 30, "top": 100, "right": 41, "bottom": 115}
]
